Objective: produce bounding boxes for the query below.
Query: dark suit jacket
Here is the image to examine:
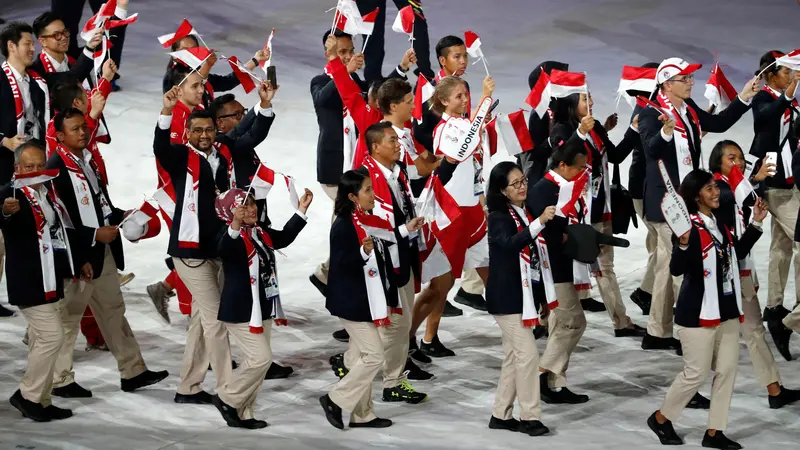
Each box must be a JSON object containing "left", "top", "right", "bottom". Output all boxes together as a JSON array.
[
  {"left": 30, "top": 51, "right": 94, "bottom": 88},
  {"left": 749, "top": 89, "right": 798, "bottom": 190},
  {"left": 215, "top": 108, "right": 275, "bottom": 190},
  {"left": 627, "top": 104, "right": 647, "bottom": 199},
  {"left": 640, "top": 96, "right": 750, "bottom": 222},
  {"left": 0, "top": 182, "right": 74, "bottom": 307},
  {"left": 486, "top": 207, "right": 540, "bottom": 315},
  {"left": 45, "top": 151, "right": 125, "bottom": 278},
  {"left": 527, "top": 177, "right": 575, "bottom": 283},
  {"left": 0, "top": 71, "right": 48, "bottom": 184},
  {"left": 217, "top": 214, "right": 306, "bottom": 324}
]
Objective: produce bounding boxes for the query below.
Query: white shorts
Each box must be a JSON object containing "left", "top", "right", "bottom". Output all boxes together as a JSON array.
[{"left": 421, "top": 232, "right": 489, "bottom": 283}]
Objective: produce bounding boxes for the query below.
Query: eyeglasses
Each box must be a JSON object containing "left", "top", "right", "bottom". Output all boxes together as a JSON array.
[
  {"left": 218, "top": 110, "right": 245, "bottom": 120},
  {"left": 670, "top": 74, "right": 694, "bottom": 83},
  {"left": 41, "top": 29, "right": 70, "bottom": 40},
  {"left": 508, "top": 178, "right": 528, "bottom": 190},
  {"left": 190, "top": 127, "right": 215, "bottom": 135}
]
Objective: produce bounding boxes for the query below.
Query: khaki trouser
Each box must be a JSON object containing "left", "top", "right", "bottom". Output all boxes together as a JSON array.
[
  {"left": 660, "top": 319, "right": 740, "bottom": 431},
  {"left": 52, "top": 246, "right": 146, "bottom": 388},
  {"left": 314, "top": 184, "right": 339, "bottom": 284},
  {"left": 174, "top": 258, "right": 232, "bottom": 395},
  {"left": 740, "top": 274, "right": 781, "bottom": 386},
  {"left": 764, "top": 189, "right": 800, "bottom": 308},
  {"left": 633, "top": 199, "right": 658, "bottom": 294},
  {"left": 218, "top": 321, "right": 273, "bottom": 420},
  {"left": 647, "top": 223, "right": 682, "bottom": 337},
  {"left": 461, "top": 269, "right": 484, "bottom": 295},
  {"left": 592, "top": 221, "right": 632, "bottom": 329},
  {"left": 493, "top": 314, "right": 541, "bottom": 421},
  {"left": 20, "top": 303, "right": 64, "bottom": 406},
  {"left": 329, "top": 319, "right": 385, "bottom": 424},
  {"left": 345, "top": 280, "right": 415, "bottom": 389},
  {"left": 539, "top": 282, "right": 585, "bottom": 388}
]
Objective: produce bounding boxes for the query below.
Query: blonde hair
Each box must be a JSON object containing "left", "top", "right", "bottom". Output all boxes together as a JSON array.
[{"left": 431, "top": 76, "right": 467, "bottom": 115}]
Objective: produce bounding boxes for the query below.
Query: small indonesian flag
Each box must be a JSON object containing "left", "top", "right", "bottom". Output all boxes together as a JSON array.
[
  {"left": 776, "top": 49, "right": 800, "bottom": 71},
  {"left": 549, "top": 69, "right": 587, "bottom": 99},
  {"left": 335, "top": 0, "right": 379, "bottom": 35},
  {"left": 125, "top": 201, "right": 160, "bottom": 227},
  {"left": 355, "top": 210, "right": 397, "bottom": 243},
  {"left": 158, "top": 19, "right": 199, "bottom": 49},
  {"left": 704, "top": 63, "right": 738, "bottom": 111},
  {"left": 416, "top": 176, "right": 466, "bottom": 275},
  {"left": 227, "top": 56, "right": 256, "bottom": 94},
  {"left": 555, "top": 169, "right": 589, "bottom": 218},
  {"left": 80, "top": 0, "right": 137, "bottom": 41},
  {"left": 413, "top": 74, "right": 435, "bottom": 122},
  {"left": 152, "top": 185, "right": 176, "bottom": 228},
  {"left": 728, "top": 165, "right": 755, "bottom": 207},
  {"left": 497, "top": 110, "right": 534, "bottom": 156},
  {"left": 464, "top": 31, "right": 484, "bottom": 60},
  {"left": 169, "top": 46, "right": 214, "bottom": 70},
  {"left": 250, "top": 163, "right": 276, "bottom": 200},
  {"left": 617, "top": 66, "right": 657, "bottom": 109},
  {"left": 12, "top": 169, "right": 59, "bottom": 189},
  {"left": 260, "top": 28, "right": 275, "bottom": 73},
  {"left": 391, "top": 5, "right": 415, "bottom": 36},
  {"left": 283, "top": 175, "right": 299, "bottom": 209},
  {"left": 525, "top": 69, "right": 551, "bottom": 117}
]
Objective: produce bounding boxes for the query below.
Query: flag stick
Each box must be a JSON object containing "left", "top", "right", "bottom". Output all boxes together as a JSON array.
[
  {"left": 480, "top": 56, "right": 490, "bottom": 77},
  {"left": 196, "top": 33, "right": 211, "bottom": 50},
  {"left": 330, "top": 0, "right": 341, "bottom": 34},
  {"left": 177, "top": 54, "right": 213, "bottom": 86},
  {"left": 362, "top": 34, "right": 371, "bottom": 53},
  {"left": 584, "top": 71, "right": 592, "bottom": 116},
  {"left": 409, "top": 22, "right": 415, "bottom": 49},
  {"left": 244, "top": 183, "right": 254, "bottom": 202},
  {"left": 756, "top": 59, "right": 777, "bottom": 80},
  {"left": 222, "top": 55, "right": 265, "bottom": 83}
]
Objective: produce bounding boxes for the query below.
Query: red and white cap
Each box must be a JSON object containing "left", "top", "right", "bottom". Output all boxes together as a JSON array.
[{"left": 656, "top": 57, "right": 702, "bottom": 85}]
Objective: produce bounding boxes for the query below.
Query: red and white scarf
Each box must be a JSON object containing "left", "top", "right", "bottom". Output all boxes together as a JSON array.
[
  {"left": 509, "top": 205, "right": 554, "bottom": 327},
  {"left": 56, "top": 144, "right": 110, "bottom": 229},
  {"left": 212, "top": 141, "right": 236, "bottom": 188},
  {"left": 690, "top": 214, "right": 743, "bottom": 327},
  {"left": 584, "top": 128, "right": 612, "bottom": 222},
  {"left": 38, "top": 51, "right": 75, "bottom": 74},
  {"left": 20, "top": 184, "right": 75, "bottom": 299},
  {"left": 363, "top": 156, "right": 415, "bottom": 267},
  {"left": 2, "top": 61, "right": 50, "bottom": 138},
  {"left": 178, "top": 149, "right": 201, "bottom": 248},
  {"left": 657, "top": 91, "right": 701, "bottom": 183},
  {"left": 713, "top": 173, "right": 757, "bottom": 280},
  {"left": 352, "top": 212, "right": 400, "bottom": 327},
  {"left": 240, "top": 226, "right": 287, "bottom": 333},
  {"left": 763, "top": 85, "right": 796, "bottom": 184}
]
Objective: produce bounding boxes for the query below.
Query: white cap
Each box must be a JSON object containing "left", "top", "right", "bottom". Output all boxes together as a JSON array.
[{"left": 656, "top": 57, "right": 702, "bottom": 85}]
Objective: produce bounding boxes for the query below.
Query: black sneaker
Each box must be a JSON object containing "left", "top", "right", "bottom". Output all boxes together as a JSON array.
[
  {"left": 767, "top": 319, "right": 794, "bottom": 361},
  {"left": 52, "top": 382, "right": 92, "bottom": 398},
  {"left": 453, "top": 288, "right": 487, "bottom": 311},
  {"left": 614, "top": 324, "right": 647, "bottom": 338},
  {"left": 212, "top": 394, "right": 246, "bottom": 428},
  {"left": 769, "top": 385, "right": 800, "bottom": 409},
  {"left": 763, "top": 305, "right": 790, "bottom": 322},
  {"left": 329, "top": 353, "right": 349, "bottom": 379},
  {"left": 349, "top": 417, "right": 393, "bottom": 428},
  {"left": 519, "top": 420, "right": 550, "bottom": 436},
  {"left": 309, "top": 274, "right": 327, "bottom": 296},
  {"left": 319, "top": 394, "right": 344, "bottom": 430},
  {"left": 647, "top": 411, "right": 682, "bottom": 445},
  {"left": 442, "top": 300, "right": 463, "bottom": 317},
  {"left": 488, "top": 416, "right": 520, "bottom": 432},
  {"left": 175, "top": 391, "right": 213, "bottom": 404},
  {"left": 420, "top": 336, "right": 455, "bottom": 358},
  {"left": 581, "top": 297, "right": 606, "bottom": 312},
  {"left": 121, "top": 369, "right": 169, "bottom": 392},
  {"left": 264, "top": 362, "right": 293, "bottom": 380},
  {"left": 701, "top": 430, "right": 742, "bottom": 449},
  {"left": 630, "top": 288, "right": 652, "bottom": 315},
  {"left": 9, "top": 390, "right": 49, "bottom": 422},
  {"left": 533, "top": 326, "right": 548, "bottom": 340},
  {"left": 404, "top": 358, "right": 434, "bottom": 380},
  {"left": 383, "top": 381, "right": 427, "bottom": 404},
  {"left": 44, "top": 404, "right": 73, "bottom": 421},
  {"left": 687, "top": 392, "right": 710, "bottom": 409},
  {"left": 240, "top": 418, "right": 269, "bottom": 429},
  {"left": 0, "top": 304, "right": 16, "bottom": 317},
  {"left": 332, "top": 329, "right": 349, "bottom": 342},
  {"left": 409, "top": 337, "right": 432, "bottom": 363}
]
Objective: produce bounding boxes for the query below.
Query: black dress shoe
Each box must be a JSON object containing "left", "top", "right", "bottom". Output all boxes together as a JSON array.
[
  {"left": 264, "top": 362, "right": 293, "bottom": 380},
  {"left": 0, "top": 304, "right": 16, "bottom": 317},
  {"left": 442, "top": 300, "right": 463, "bottom": 317},
  {"left": 174, "top": 391, "right": 213, "bottom": 404},
  {"left": 763, "top": 305, "right": 790, "bottom": 322},
  {"left": 409, "top": 338, "right": 433, "bottom": 363},
  {"left": 614, "top": 324, "right": 647, "bottom": 338},
  {"left": 52, "top": 382, "right": 92, "bottom": 398},
  {"left": 687, "top": 392, "right": 710, "bottom": 409},
  {"left": 701, "top": 431, "right": 742, "bottom": 449},
  {"left": 767, "top": 319, "right": 793, "bottom": 361},
  {"left": 533, "top": 326, "right": 548, "bottom": 340},
  {"left": 309, "top": 274, "right": 327, "bottom": 296},
  {"left": 647, "top": 412, "right": 682, "bottom": 445},
  {"left": 240, "top": 418, "right": 269, "bottom": 429},
  {"left": 9, "top": 390, "right": 50, "bottom": 422},
  {"left": 404, "top": 358, "right": 434, "bottom": 381},
  {"left": 121, "top": 369, "right": 169, "bottom": 392},
  {"left": 630, "top": 288, "right": 652, "bottom": 315},
  {"left": 519, "top": 420, "right": 550, "bottom": 436},
  {"left": 581, "top": 297, "right": 606, "bottom": 312},
  {"left": 769, "top": 385, "right": 800, "bottom": 409},
  {"left": 541, "top": 386, "right": 589, "bottom": 404},
  {"left": 332, "top": 329, "right": 350, "bottom": 342},
  {"left": 642, "top": 333, "right": 681, "bottom": 352},
  {"left": 319, "top": 394, "right": 344, "bottom": 430},
  {"left": 453, "top": 288, "right": 488, "bottom": 311},
  {"left": 349, "top": 417, "right": 393, "bottom": 428},
  {"left": 212, "top": 394, "right": 246, "bottom": 428},
  {"left": 44, "top": 404, "right": 73, "bottom": 420},
  {"left": 488, "top": 416, "right": 519, "bottom": 431},
  {"left": 420, "top": 335, "right": 455, "bottom": 358}
]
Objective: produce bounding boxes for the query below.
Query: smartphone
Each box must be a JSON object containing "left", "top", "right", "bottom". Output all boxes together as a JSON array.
[
  {"left": 766, "top": 151, "right": 778, "bottom": 174},
  {"left": 487, "top": 99, "right": 500, "bottom": 116},
  {"left": 267, "top": 66, "right": 277, "bottom": 89}
]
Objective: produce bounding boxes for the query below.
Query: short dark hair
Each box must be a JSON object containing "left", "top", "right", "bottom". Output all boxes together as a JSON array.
[
  {"left": 377, "top": 78, "right": 412, "bottom": 115},
  {"left": 679, "top": 169, "right": 714, "bottom": 214},
  {"left": 549, "top": 137, "right": 588, "bottom": 170},
  {"left": 435, "top": 35, "right": 465, "bottom": 63},
  {"left": 187, "top": 110, "right": 215, "bottom": 129},
  {"left": 168, "top": 63, "right": 193, "bottom": 88},
  {"left": 14, "top": 140, "right": 45, "bottom": 164},
  {"left": 209, "top": 94, "right": 237, "bottom": 120},
  {"left": 52, "top": 75, "right": 85, "bottom": 112},
  {"left": 54, "top": 108, "right": 85, "bottom": 132},
  {"left": 486, "top": 161, "right": 523, "bottom": 212},
  {"left": 365, "top": 122, "right": 393, "bottom": 154},
  {"left": 756, "top": 50, "right": 785, "bottom": 79},
  {"left": 1, "top": 22, "right": 34, "bottom": 59},
  {"left": 708, "top": 140, "right": 743, "bottom": 175},
  {"left": 32, "top": 11, "right": 63, "bottom": 38},
  {"left": 528, "top": 61, "right": 568, "bottom": 90},
  {"left": 322, "top": 29, "right": 352, "bottom": 47},
  {"left": 334, "top": 167, "right": 369, "bottom": 217},
  {"left": 170, "top": 35, "right": 198, "bottom": 52}
]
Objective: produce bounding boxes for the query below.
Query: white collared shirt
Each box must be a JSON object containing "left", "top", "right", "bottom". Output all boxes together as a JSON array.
[
  {"left": 699, "top": 212, "right": 722, "bottom": 242},
  {"left": 375, "top": 159, "right": 404, "bottom": 214},
  {"left": 45, "top": 51, "right": 70, "bottom": 73},
  {"left": 8, "top": 64, "right": 39, "bottom": 139},
  {"left": 511, "top": 204, "right": 545, "bottom": 237},
  {"left": 33, "top": 185, "right": 55, "bottom": 225},
  {"left": 76, "top": 149, "right": 110, "bottom": 228}
]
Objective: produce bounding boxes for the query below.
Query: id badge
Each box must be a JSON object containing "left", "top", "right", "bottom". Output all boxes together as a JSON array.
[
  {"left": 591, "top": 176, "right": 602, "bottom": 199},
  {"left": 722, "top": 268, "right": 733, "bottom": 295},
  {"left": 265, "top": 273, "right": 279, "bottom": 299},
  {"left": 99, "top": 193, "right": 113, "bottom": 219}
]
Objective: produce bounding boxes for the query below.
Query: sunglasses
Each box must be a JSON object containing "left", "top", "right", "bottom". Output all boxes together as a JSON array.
[{"left": 218, "top": 110, "right": 245, "bottom": 120}]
